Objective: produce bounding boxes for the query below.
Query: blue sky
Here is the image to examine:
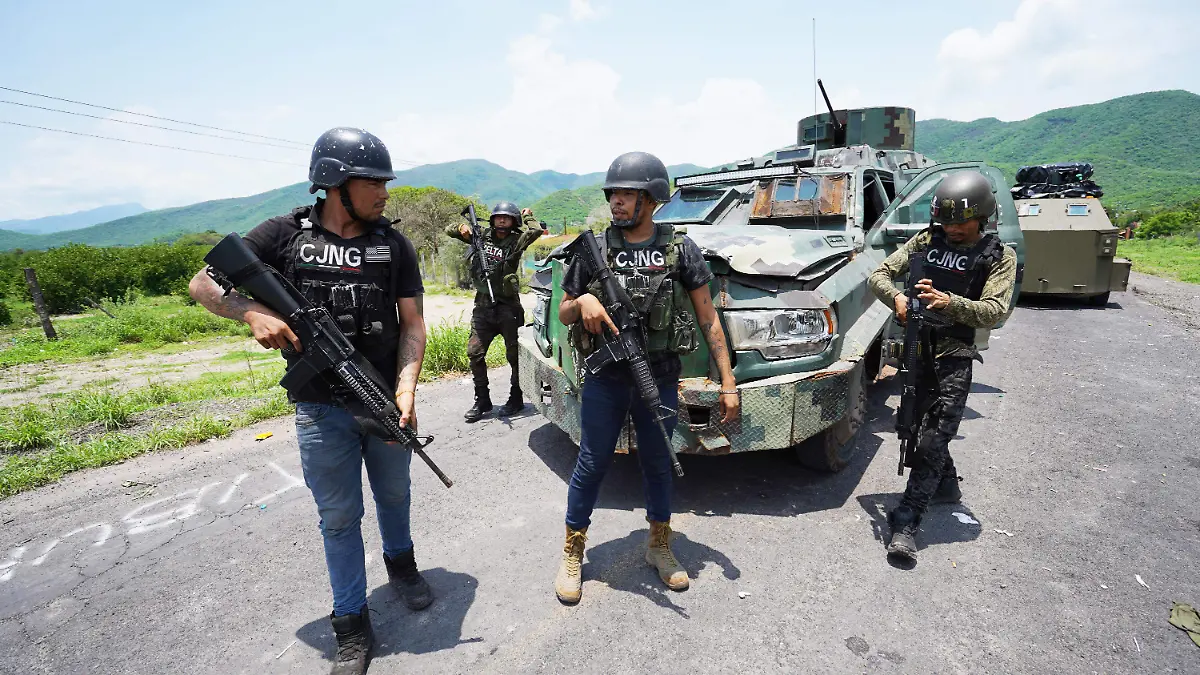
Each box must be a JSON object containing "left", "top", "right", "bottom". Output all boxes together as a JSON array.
[{"left": 1, "top": 0, "right": 1196, "bottom": 220}]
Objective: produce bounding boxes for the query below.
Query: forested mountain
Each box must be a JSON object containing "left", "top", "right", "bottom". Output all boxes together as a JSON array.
[{"left": 915, "top": 90, "right": 1200, "bottom": 210}]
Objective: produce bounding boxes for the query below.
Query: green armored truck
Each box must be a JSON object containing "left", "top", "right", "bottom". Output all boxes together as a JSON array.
[{"left": 518, "top": 100, "right": 1025, "bottom": 471}]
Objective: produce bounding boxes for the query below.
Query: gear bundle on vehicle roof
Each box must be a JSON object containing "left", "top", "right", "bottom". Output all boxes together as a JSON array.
[{"left": 1010, "top": 162, "right": 1103, "bottom": 200}]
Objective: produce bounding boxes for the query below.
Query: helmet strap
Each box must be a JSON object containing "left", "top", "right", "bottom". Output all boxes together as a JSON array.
[
  {"left": 611, "top": 192, "right": 644, "bottom": 229},
  {"left": 337, "top": 187, "right": 367, "bottom": 224}
]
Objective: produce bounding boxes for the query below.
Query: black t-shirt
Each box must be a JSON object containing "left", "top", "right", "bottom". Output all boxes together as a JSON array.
[
  {"left": 562, "top": 229, "right": 713, "bottom": 381},
  {"left": 241, "top": 201, "right": 423, "bottom": 402}
]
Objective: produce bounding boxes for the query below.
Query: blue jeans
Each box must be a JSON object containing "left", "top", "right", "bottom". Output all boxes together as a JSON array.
[
  {"left": 295, "top": 402, "right": 413, "bottom": 617},
  {"left": 565, "top": 373, "right": 679, "bottom": 529}
]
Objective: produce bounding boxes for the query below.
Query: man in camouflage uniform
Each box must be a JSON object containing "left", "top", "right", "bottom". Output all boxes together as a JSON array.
[
  {"left": 868, "top": 170, "right": 1017, "bottom": 561},
  {"left": 446, "top": 202, "right": 542, "bottom": 421}
]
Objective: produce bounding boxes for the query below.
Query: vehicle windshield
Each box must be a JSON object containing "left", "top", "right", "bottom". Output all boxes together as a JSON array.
[{"left": 655, "top": 188, "right": 728, "bottom": 222}]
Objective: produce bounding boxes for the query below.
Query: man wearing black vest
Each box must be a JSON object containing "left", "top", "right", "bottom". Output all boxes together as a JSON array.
[
  {"left": 189, "top": 128, "right": 430, "bottom": 675},
  {"left": 552, "top": 151, "right": 739, "bottom": 604},
  {"left": 445, "top": 201, "right": 543, "bottom": 422},
  {"left": 868, "top": 170, "right": 1017, "bottom": 562}
]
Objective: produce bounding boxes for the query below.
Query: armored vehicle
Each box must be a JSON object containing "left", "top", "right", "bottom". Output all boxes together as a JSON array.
[
  {"left": 1012, "top": 164, "right": 1130, "bottom": 305},
  {"left": 518, "top": 95, "right": 1025, "bottom": 471}
]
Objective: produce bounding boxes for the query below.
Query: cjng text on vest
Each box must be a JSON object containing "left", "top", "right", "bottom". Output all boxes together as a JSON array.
[
  {"left": 613, "top": 248, "right": 667, "bottom": 269},
  {"left": 300, "top": 243, "right": 363, "bottom": 269},
  {"left": 926, "top": 248, "right": 969, "bottom": 272}
]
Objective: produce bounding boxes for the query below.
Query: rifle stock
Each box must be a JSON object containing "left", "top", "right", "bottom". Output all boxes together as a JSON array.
[
  {"left": 567, "top": 231, "right": 685, "bottom": 477},
  {"left": 204, "top": 233, "right": 453, "bottom": 488}
]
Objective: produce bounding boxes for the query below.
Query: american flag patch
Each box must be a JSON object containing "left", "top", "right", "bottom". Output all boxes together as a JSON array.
[{"left": 364, "top": 245, "right": 391, "bottom": 263}]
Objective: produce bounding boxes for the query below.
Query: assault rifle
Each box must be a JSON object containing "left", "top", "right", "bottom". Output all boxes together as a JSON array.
[
  {"left": 566, "top": 231, "right": 684, "bottom": 477},
  {"left": 203, "top": 233, "right": 453, "bottom": 488},
  {"left": 462, "top": 204, "right": 496, "bottom": 303},
  {"left": 894, "top": 255, "right": 954, "bottom": 476}
]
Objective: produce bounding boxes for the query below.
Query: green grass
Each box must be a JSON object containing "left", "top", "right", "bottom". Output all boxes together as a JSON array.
[
  {"left": 1119, "top": 235, "right": 1200, "bottom": 284},
  {"left": 423, "top": 281, "right": 476, "bottom": 298},
  {"left": 0, "top": 295, "right": 250, "bottom": 366},
  {"left": 0, "top": 318, "right": 510, "bottom": 497},
  {"left": 421, "top": 320, "right": 506, "bottom": 382}
]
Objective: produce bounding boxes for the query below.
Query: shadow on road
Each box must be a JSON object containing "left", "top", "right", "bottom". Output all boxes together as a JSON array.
[
  {"left": 526, "top": 380, "right": 892, "bottom": 519},
  {"left": 294, "top": 568, "right": 481, "bottom": 662},
  {"left": 583, "top": 528, "right": 741, "bottom": 618},
  {"left": 1018, "top": 296, "right": 1122, "bottom": 311},
  {"left": 856, "top": 493, "right": 983, "bottom": 564}
]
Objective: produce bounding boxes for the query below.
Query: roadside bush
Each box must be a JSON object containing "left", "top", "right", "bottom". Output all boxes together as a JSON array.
[
  {"left": 1135, "top": 210, "right": 1198, "bottom": 240},
  {"left": 0, "top": 299, "right": 10, "bottom": 326},
  {"left": 0, "top": 241, "right": 210, "bottom": 313}
]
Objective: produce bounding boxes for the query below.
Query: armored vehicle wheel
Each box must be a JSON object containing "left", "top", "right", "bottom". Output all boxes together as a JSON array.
[
  {"left": 1088, "top": 291, "right": 1111, "bottom": 306},
  {"left": 792, "top": 362, "right": 867, "bottom": 472}
]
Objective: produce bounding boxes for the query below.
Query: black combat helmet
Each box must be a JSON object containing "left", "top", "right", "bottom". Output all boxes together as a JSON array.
[
  {"left": 308, "top": 127, "right": 396, "bottom": 194},
  {"left": 489, "top": 201, "right": 522, "bottom": 229},
  {"left": 603, "top": 151, "right": 671, "bottom": 228},
  {"left": 930, "top": 171, "right": 997, "bottom": 229}
]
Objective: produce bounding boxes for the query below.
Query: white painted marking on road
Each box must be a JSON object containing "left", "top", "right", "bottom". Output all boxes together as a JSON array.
[
  {"left": 218, "top": 473, "right": 249, "bottom": 504},
  {"left": 123, "top": 482, "right": 221, "bottom": 535},
  {"left": 253, "top": 462, "right": 304, "bottom": 505},
  {"left": 0, "top": 546, "right": 27, "bottom": 582},
  {"left": 31, "top": 523, "right": 114, "bottom": 565}
]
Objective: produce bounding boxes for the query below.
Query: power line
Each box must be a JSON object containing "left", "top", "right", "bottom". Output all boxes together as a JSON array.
[
  {"left": 0, "top": 99, "right": 307, "bottom": 151},
  {"left": 0, "top": 120, "right": 306, "bottom": 167},
  {"left": 0, "top": 85, "right": 309, "bottom": 146},
  {"left": 0, "top": 85, "right": 427, "bottom": 167}
]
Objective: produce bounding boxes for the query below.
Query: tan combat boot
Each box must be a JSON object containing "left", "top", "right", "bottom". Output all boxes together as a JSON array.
[
  {"left": 554, "top": 525, "right": 587, "bottom": 604},
  {"left": 645, "top": 520, "right": 689, "bottom": 591}
]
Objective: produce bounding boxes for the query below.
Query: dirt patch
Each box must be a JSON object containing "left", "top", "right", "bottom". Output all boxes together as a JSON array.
[
  {"left": 1129, "top": 271, "right": 1200, "bottom": 333},
  {"left": 0, "top": 293, "right": 530, "bottom": 407}
]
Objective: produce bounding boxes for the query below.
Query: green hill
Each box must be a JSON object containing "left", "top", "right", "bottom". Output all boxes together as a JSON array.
[
  {"left": 529, "top": 163, "right": 708, "bottom": 229},
  {"left": 0, "top": 160, "right": 709, "bottom": 250},
  {"left": 915, "top": 90, "right": 1200, "bottom": 210}
]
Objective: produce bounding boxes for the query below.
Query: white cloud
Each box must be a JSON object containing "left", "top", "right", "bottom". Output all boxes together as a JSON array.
[
  {"left": 924, "top": 0, "right": 1189, "bottom": 120},
  {"left": 568, "top": 0, "right": 598, "bottom": 22},
  {"left": 379, "top": 13, "right": 793, "bottom": 178}
]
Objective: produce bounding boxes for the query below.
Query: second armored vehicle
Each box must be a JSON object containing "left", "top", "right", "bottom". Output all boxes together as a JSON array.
[{"left": 1012, "top": 163, "right": 1130, "bottom": 305}]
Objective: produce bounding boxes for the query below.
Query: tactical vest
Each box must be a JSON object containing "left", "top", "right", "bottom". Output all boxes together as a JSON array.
[
  {"left": 281, "top": 207, "right": 401, "bottom": 367},
  {"left": 471, "top": 227, "right": 525, "bottom": 302},
  {"left": 569, "top": 223, "right": 699, "bottom": 358},
  {"left": 911, "top": 229, "right": 1004, "bottom": 343}
]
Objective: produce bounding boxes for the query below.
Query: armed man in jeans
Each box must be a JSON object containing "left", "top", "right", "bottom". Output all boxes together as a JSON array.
[
  {"left": 189, "top": 128, "right": 431, "bottom": 675},
  {"left": 553, "top": 151, "right": 739, "bottom": 603},
  {"left": 445, "top": 202, "right": 543, "bottom": 421},
  {"left": 868, "top": 171, "right": 1017, "bottom": 562}
]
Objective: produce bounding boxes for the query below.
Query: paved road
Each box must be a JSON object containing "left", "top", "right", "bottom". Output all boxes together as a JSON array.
[{"left": 2, "top": 286, "right": 1198, "bottom": 674}]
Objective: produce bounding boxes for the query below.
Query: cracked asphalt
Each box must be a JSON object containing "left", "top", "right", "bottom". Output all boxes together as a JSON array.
[{"left": 2, "top": 278, "right": 1199, "bottom": 674}]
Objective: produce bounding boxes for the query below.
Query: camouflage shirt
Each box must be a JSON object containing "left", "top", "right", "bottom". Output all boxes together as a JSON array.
[
  {"left": 868, "top": 229, "right": 1018, "bottom": 356},
  {"left": 445, "top": 213, "right": 542, "bottom": 306}
]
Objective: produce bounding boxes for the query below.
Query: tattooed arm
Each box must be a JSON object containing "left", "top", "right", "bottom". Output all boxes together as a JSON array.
[
  {"left": 395, "top": 294, "right": 427, "bottom": 428},
  {"left": 688, "top": 286, "right": 740, "bottom": 424},
  {"left": 188, "top": 267, "right": 301, "bottom": 351}
]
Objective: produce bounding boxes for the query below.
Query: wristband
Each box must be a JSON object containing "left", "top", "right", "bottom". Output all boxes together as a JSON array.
[
  {"left": 397, "top": 389, "right": 416, "bottom": 396},
  {"left": 719, "top": 389, "right": 739, "bottom": 395}
]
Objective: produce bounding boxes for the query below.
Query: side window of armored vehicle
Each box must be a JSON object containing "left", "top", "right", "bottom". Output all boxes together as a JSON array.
[{"left": 861, "top": 171, "right": 890, "bottom": 230}]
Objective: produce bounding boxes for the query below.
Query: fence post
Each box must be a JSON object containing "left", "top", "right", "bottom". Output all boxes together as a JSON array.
[{"left": 23, "top": 267, "right": 57, "bottom": 340}]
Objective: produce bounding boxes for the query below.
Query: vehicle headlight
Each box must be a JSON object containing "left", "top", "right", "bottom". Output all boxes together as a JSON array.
[{"left": 724, "top": 309, "right": 836, "bottom": 360}]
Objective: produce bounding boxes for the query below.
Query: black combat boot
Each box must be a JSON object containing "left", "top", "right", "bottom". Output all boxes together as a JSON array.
[
  {"left": 329, "top": 606, "right": 373, "bottom": 675},
  {"left": 932, "top": 473, "right": 963, "bottom": 504},
  {"left": 384, "top": 549, "right": 434, "bottom": 611},
  {"left": 464, "top": 396, "right": 492, "bottom": 423},
  {"left": 886, "top": 505, "right": 921, "bottom": 561},
  {"left": 497, "top": 388, "right": 524, "bottom": 417}
]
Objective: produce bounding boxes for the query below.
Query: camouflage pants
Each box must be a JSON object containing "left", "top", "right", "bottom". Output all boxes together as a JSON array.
[
  {"left": 467, "top": 301, "right": 523, "bottom": 400},
  {"left": 900, "top": 355, "right": 973, "bottom": 515}
]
